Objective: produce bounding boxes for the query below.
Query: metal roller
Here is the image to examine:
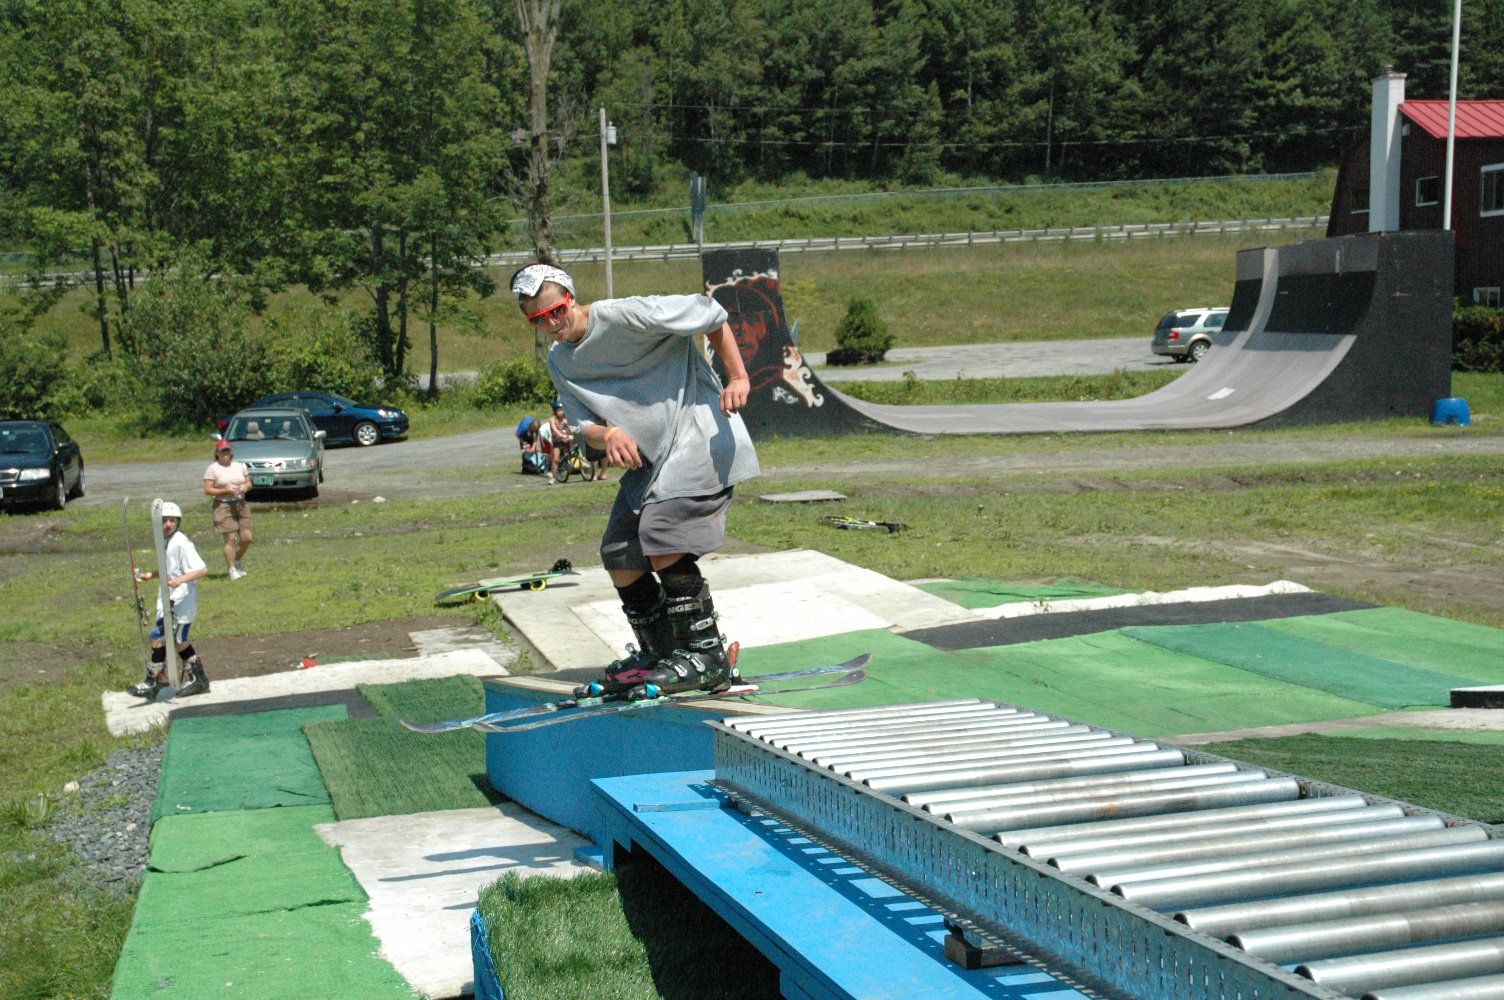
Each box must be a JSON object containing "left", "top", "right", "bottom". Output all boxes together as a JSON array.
[
  {"left": 945, "top": 772, "right": 1275, "bottom": 832},
  {"left": 909, "top": 762, "right": 1236, "bottom": 813},
  {"left": 726, "top": 698, "right": 989, "bottom": 733},
  {"left": 859, "top": 739, "right": 1158, "bottom": 794},
  {"left": 767, "top": 712, "right": 1050, "bottom": 751},
  {"left": 898, "top": 748, "right": 1188, "bottom": 804},
  {"left": 743, "top": 705, "right": 1010, "bottom": 742},
  {"left": 960, "top": 776, "right": 1302, "bottom": 835},
  {"left": 1052, "top": 815, "right": 1439, "bottom": 876},
  {"left": 1094, "top": 826, "right": 1484, "bottom": 890},
  {"left": 809, "top": 724, "right": 1096, "bottom": 766},
  {"left": 1362, "top": 974, "right": 1504, "bottom": 999},
  {"left": 1029, "top": 803, "right": 1403, "bottom": 861},
  {"left": 1230, "top": 901, "right": 1504, "bottom": 965},
  {"left": 1296, "top": 937, "right": 1504, "bottom": 994},
  {"left": 1114, "top": 840, "right": 1504, "bottom": 911},
  {"left": 1177, "top": 871, "right": 1504, "bottom": 938},
  {"left": 838, "top": 732, "right": 1125, "bottom": 776},
  {"left": 802, "top": 720, "right": 1086, "bottom": 761},
  {"left": 997, "top": 794, "right": 1370, "bottom": 851}
]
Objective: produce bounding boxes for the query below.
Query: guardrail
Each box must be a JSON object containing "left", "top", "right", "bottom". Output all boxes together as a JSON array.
[{"left": 3, "top": 216, "right": 1329, "bottom": 288}]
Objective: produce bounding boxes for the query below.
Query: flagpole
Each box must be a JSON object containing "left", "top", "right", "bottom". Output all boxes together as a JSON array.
[{"left": 1443, "top": 0, "right": 1462, "bottom": 231}]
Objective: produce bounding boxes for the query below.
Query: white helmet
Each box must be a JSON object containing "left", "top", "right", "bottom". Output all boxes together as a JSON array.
[{"left": 160, "top": 502, "right": 183, "bottom": 519}]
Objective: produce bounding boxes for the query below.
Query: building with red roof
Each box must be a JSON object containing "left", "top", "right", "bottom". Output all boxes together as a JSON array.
[{"left": 1329, "top": 72, "right": 1504, "bottom": 304}]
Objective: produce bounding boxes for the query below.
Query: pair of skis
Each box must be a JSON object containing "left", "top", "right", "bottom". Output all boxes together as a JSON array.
[
  {"left": 400, "top": 653, "right": 871, "bottom": 735},
  {"left": 822, "top": 514, "right": 908, "bottom": 534}
]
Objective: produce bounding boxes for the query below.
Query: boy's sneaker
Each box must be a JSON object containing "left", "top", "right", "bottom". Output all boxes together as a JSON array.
[
  {"left": 229, "top": 566, "right": 245, "bottom": 581},
  {"left": 233, "top": 560, "right": 247, "bottom": 577}
]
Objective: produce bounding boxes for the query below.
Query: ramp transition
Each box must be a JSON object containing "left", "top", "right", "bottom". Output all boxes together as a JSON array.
[{"left": 704, "top": 230, "right": 1454, "bottom": 437}]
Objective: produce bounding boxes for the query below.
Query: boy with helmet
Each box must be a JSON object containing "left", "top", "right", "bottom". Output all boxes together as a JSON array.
[
  {"left": 510, "top": 261, "right": 758, "bottom": 701},
  {"left": 127, "top": 502, "right": 212, "bottom": 699}
]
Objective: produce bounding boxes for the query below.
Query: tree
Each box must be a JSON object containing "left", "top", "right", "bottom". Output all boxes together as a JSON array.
[{"left": 515, "top": 0, "right": 564, "bottom": 259}]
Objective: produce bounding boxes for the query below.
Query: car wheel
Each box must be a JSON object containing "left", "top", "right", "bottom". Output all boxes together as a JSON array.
[
  {"left": 353, "top": 421, "right": 380, "bottom": 447},
  {"left": 67, "top": 464, "right": 85, "bottom": 500},
  {"left": 50, "top": 475, "right": 67, "bottom": 510},
  {"left": 1188, "top": 341, "right": 1211, "bottom": 363}
]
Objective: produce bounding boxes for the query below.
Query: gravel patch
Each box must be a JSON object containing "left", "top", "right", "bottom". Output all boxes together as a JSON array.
[{"left": 47, "top": 741, "right": 164, "bottom": 891}]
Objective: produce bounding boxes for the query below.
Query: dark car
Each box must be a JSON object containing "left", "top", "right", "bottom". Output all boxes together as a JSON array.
[
  {"left": 0, "top": 420, "right": 85, "bottom": 511},
  {"left": 219, "top": 392, "right": 408, "bottom": 447}
]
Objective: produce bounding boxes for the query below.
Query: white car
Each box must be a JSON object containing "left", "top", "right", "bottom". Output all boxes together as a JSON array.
[
  {"left": 220, "top": 407, "right": 326, "bottom": 497},
  {"left": 1151, "top": 307, "right": 1229, "bottom": 363}
]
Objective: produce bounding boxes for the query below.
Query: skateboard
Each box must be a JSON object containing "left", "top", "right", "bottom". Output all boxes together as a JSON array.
[{"left": 435, "top": 558, "right": 577, "bottom": 604}]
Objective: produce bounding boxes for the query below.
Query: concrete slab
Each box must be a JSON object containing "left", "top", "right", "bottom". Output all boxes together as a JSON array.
[
  {"left": 1173, "top": 707, "right": 1504, "bottom": 744},
  {"left": 411, "top": 624, "right": 516, "bottom": 667},
  {"left": 759, "top": 489, "right": 847, "bottom": 503},
  {"left": 102, "top": 648, "right": 511, "bottom": 737},
  {"left": 316, "top": 803, "right": 593, "bottom": 1000},
  {"left": 497, "top": 549, "right": 982, "bottom": 670}
]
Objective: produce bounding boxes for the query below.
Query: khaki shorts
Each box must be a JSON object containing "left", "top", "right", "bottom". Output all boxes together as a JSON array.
[
  {"left": 599, "top": 488, "right": 733, "bottom": 571},
  {"left": 212, "top": 497, "right": 251, "bottom": 534}
]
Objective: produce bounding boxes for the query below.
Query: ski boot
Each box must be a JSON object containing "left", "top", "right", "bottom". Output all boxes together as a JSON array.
[
  {"left": 176, "top": 656, "right": 211, "bottom": 697},
  {"left": 573, "top": 595, "right": 677, "bottom": 698},
  {"left": 127, "top": 671, "right": 167, "bottom": 700},
  {"left": 624, "top": 586, "right": 739, "bottom": 701}
]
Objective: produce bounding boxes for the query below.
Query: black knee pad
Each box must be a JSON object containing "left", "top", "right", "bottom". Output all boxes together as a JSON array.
[
  {"left": 615, "top": 573, "right": 664, "bottom": 614},
  {"left": 657, "top": 555, "right": 704, "bottom": 601},
  {"left": 180, "top": 645, "right": 197, "bottom": 661},
  {"left": 151, "top": 646, "right": 166, "bottom": 664}
]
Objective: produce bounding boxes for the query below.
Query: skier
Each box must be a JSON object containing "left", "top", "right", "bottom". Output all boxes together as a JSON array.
[
  {"left": 127, "top": 502, "right": 212, "bottom": 699},
  {"left": 511, "top": 261, "right": 758, "bottom": 700}
]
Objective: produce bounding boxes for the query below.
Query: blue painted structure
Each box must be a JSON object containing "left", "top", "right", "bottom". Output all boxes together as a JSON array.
[
  {"left": 481, "top": 679, "right": 720, "bottom": 843},
  {"left": 590, "top": 769, "right": 1087, "bottom": 1000}
]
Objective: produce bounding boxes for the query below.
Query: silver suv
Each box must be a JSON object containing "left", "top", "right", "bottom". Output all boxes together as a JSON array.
[{"left": 1152, "top": 307, "right": 1228, "bottom": 363}]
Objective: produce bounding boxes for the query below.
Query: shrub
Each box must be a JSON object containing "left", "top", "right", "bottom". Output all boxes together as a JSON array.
[
  {"left": 0, "top": 328, "right": 69, "bottom": 419},
  {"left": 121, "top": 259, "right": 273, "bottom": 426},
  {"left": 470, "top": 357, "right": 555, "bottom": 409},
  {"left": 265, "top": 306, "right": 383, "bottom": 399},
  {"left": 825, "top": 296, "right": 894, "bottom": 366},
  {"left": 51, "top": 351, "right": 137, "bottom": 417},
  {"left": 1454, "top": 304, "right": 1504, "bottom": 373}
]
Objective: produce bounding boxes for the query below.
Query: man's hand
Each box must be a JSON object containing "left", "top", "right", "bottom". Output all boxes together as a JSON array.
[
  {"left": 720, "top": 375, "right": 750, "bottom": 415},
  {"left": 602, "top": 427, "right": 643, "bottom": 469}
]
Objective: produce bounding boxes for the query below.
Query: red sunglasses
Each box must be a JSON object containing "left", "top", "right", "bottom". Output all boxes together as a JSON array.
[{"left": 526, "top": 293, "right": 572, "bottom": 327}]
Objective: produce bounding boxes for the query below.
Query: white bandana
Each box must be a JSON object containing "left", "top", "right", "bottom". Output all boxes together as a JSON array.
[{"left": 511, "top": 264, "right": 575, "bottom": 299}]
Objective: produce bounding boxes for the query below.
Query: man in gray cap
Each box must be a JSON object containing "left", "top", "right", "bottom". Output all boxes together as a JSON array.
[{"left": 511, "top": 261, "right": 759, "bottom": 700}]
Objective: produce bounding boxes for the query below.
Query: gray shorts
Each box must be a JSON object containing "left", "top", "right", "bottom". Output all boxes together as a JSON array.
[{"left": 599, "top": 488, "right": 734, "bottom": 571}]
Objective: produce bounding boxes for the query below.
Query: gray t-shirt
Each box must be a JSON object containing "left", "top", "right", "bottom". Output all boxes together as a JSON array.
[{"left": 548, "top": 294, "right": 760, "bottom": 511}]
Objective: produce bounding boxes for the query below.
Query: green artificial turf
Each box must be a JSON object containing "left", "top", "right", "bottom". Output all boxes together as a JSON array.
[
  {"left": 304, "top": 716, "right": 495, "bottom": 821},
  {"left": 477, "top": 858, "right": 780, "bottom": 1000},
  {"left": 1203, "top": 735, "right": 1504, "bottom": 825}
]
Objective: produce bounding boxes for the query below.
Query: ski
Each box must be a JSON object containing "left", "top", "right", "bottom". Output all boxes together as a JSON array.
[
  {"left": 400, "top": 653, "right": 871, "bottom": 734},
  {"left": 476, "top": 666, "right": 869, "bottom": 733},
  {"left": 122, "top": 499, "right": 154, "bottom": 676}
]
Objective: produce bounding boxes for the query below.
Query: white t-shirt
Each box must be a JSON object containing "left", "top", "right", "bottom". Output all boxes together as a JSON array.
[{"left": 156, "top": 530, "right": 207, "bottom": 624}]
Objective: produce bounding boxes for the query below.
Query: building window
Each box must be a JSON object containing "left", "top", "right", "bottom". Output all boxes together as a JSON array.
[
  {"left": 1484, "top": 164, "right": 1504, "bottom": 217},
  {"left": 1415, "top": 176, "right": 1440, "bottom": 207},
  {"left": 1477, "top": 288, "right": 1502, "bottom": 308}
]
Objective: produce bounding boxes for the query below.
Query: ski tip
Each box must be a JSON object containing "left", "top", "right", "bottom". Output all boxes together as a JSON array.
[{"left": 847, "top": 653, "right": 872, "bottom": 669}]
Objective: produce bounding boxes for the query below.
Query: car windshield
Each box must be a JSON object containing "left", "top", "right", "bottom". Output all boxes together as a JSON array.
[
  {"left": 227, "top": 416, "right": 308, "bottom": 441},
  {"left": 325, "top": 393, "right": 357, "bottom": 407},
  {"left": 0, "top": 429, "right": 48, "bottom": 454}
]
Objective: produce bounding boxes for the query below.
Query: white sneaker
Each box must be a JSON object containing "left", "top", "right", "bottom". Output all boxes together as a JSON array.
[
  {"left": 229, "top": 566, "right": 245, "bottom": 581},
  {"left": 234, "top": 560, "right": 247, "bottom": 576}
]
